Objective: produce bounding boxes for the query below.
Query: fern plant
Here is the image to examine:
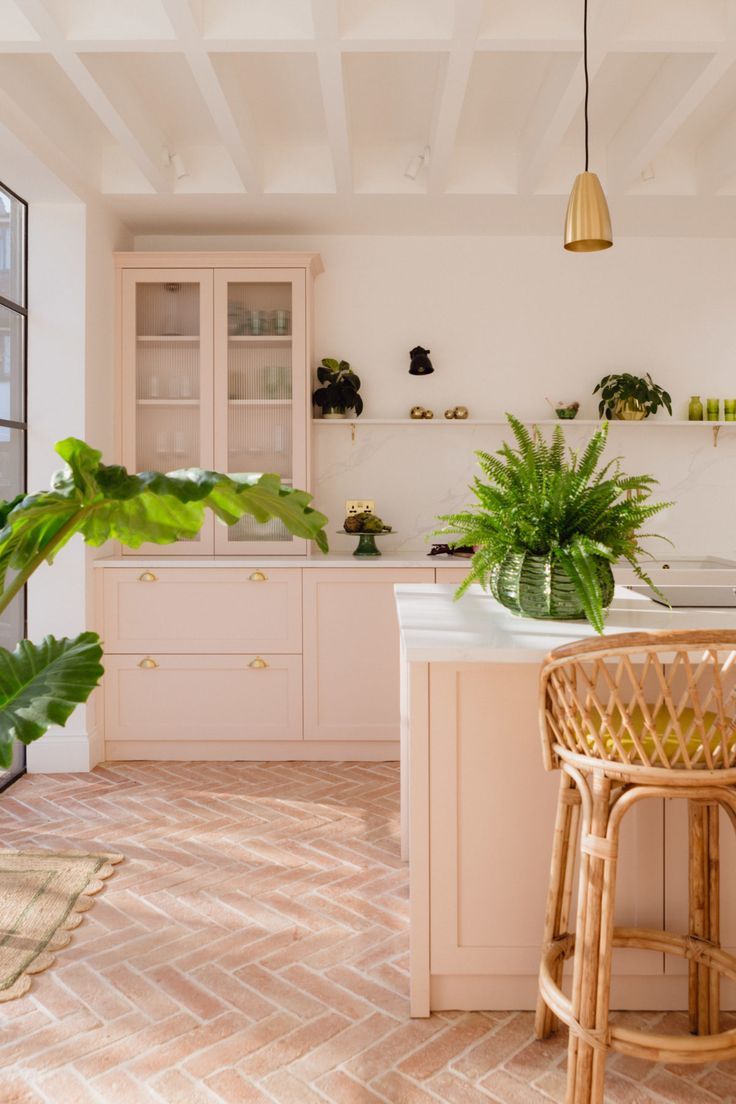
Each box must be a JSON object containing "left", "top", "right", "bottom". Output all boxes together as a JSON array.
[{"left": 437, "top": 415, "right": 670, "bottom": 633}]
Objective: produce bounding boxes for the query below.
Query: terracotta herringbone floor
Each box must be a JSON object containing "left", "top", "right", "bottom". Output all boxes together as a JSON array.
[{"left": 2, "top": 763, "right": 736, "bottom": 1104}]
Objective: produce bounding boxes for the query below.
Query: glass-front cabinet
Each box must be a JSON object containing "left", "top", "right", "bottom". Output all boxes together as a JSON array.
[
  {"left": 118, "top": 254, "right": 319, "bottom": 557},
  {"left": 214, "top": 269, "right": 307, "bottom": 554}
]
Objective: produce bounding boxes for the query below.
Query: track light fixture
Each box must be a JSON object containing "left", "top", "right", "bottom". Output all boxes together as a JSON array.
[{"left": 405, "top": 146, "right": 431, "bottom": 181}]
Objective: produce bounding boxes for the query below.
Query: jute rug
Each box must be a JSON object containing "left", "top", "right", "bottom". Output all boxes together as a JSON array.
[{"left": 0, "top": 849, "right": 123, "bottom": 1001}]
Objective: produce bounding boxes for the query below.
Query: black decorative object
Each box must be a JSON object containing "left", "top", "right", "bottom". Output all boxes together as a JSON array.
[{"left": 409, "top": 346, "right": 433, "bottom": 376}]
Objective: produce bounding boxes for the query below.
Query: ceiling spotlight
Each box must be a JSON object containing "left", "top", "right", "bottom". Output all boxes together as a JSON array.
[
  {"left": 405, "top": 146, "right": 430, "bottom": 181},
  {"left": 161, "top": 147, "right": 189, "bottom": 180},
  {"left": 170, "top": 153, "right": 189, "bottom": 180}
]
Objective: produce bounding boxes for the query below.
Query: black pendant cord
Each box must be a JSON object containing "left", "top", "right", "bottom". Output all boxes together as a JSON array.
[{"left": 583, "top": 0, "right": 590, "bottom": 172}]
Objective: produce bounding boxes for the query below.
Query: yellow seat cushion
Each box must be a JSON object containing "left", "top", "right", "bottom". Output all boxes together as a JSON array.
[{"left": 580, "top": 705, "right": 732, "bottom": 765}]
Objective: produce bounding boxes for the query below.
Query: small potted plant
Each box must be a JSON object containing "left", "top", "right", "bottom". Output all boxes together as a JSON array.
[
  {"left": 437, "top": 415, "right": 670, "bottom": 633},
  {"left": 594, "top": 372, "right": 672, "bottom": 420},
  {"left": 313, "top": 358, "right": 363, "bottom": 418}
]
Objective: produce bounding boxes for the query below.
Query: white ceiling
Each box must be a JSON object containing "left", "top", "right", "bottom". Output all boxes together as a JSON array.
[{"left": 4, "top": 0, "right": 736, "bottom": 234}]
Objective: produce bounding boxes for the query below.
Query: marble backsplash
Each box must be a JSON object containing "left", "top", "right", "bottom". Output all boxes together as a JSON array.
[{"left": 312, "top": 420, "right": 736, "bottom": 561}]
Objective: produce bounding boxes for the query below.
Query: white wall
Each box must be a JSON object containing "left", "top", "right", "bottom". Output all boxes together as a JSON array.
[
  {"left": 25, "top": 201, "right": 131, "bottom": 772},
  {"left": 136, "top": 233, "right": 736, "bottom": 558}
]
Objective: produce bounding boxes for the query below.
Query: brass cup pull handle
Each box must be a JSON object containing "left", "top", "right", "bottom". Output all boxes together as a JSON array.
[
  {"left": 138, "top": 571, "right": 157, "bottom": 583},
  {"left": 249, "top": 657, "right": 268, "bottom": 669},
  {"left": 138, "top": 656, "right": 159, "bottom": 669},
  {"left": 249, "top": 570, "right": 267, "bottom": 582}
]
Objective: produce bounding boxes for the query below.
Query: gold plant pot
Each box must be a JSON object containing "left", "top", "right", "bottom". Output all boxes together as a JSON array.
[{"left": 612, "top": 398, "right": 647, "bottom": 421}]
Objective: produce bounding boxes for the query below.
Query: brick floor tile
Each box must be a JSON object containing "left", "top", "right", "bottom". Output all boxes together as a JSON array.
[
  {"left": 373, "top": 1071, "right": 444, "bottom": 1103},
  {"left": 480, "top": 1068, "right": 556, "bottom": 1103},
  {"left": 184, "top": 1012, "right": 300, "bottom": 1079},
  {"left": 317, "top": 1069, "right": 389, "bottom": 1103},
  {"left": 238, "top": 1011, "right": 349, "bottom": 1078},
  {"left": 204, "top": 1069, "right": 273, "bottom": 1104},
  {"left": 399, "top": 1014, "right": 495, "bottom": 1080},
  {"left": 290, "top": 1012, "right": 395, "bottom": 1081},
  {"left": 454, "top": 1015, "right": 534, "bottom": 1079}
]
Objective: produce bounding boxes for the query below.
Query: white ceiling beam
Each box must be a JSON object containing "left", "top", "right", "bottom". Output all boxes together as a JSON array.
[
  {"left": 516, "top": 0, "right": 637, "bottom": 195},
  {"left": 0, "top": 83, "right": 92, "bottom": 201},
  {"left": 608, "top": 51, "right": 735, "bottom": 191},
  {"left": 14, "top": 0, "right": 169, "bottom": 193},
  {"left": 697, "top": 112, "right": 736, "bottom": 193},
  {"left": 310, "top": 0, "right": 352, "bottom": 193},
  {"left": 427, "top": 0, "right": 485, "bottom": 195},
  {"left": 0, "top": 35, "right": 733, "bottom": 56},
  {"left": 159, "top": 0, "right": 260, "bottom": 193}
]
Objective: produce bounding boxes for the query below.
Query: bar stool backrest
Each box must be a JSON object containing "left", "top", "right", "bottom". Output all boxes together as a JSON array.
[{"left": 539, "top": 630, "right": 736, "bottom": 775}]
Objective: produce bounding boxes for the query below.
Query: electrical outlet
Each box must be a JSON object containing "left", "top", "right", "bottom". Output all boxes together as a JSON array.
[{"left": 346, "top": 500, "right": 375, "bottom": 516}]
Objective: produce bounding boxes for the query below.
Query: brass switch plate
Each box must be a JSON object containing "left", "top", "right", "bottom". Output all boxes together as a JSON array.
[{"left": 346, "top": 500, "right": 375, "bottom": 516}]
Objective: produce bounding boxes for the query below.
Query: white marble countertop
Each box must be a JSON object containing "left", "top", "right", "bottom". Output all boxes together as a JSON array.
[
  {"left": 91, "top": 551, "right": 459, "bottom": 569},
  {"left": 395, "top": 584, "right": 736, "bottom": 664}
]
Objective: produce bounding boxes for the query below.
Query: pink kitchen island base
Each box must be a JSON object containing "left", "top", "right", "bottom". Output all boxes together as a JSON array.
[{"left": 396, "top": 583, "right": 736, "bottom": 1016}]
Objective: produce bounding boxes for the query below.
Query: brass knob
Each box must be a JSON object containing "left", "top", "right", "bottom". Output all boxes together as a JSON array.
[
  {"left": 249, "top": 570, "right": 267, "bottom": 582},
  {"left": 138, "top": 571, "right": 157, "bottom": 582},
  {"left": 249, "top": 656, "right": 268, "bottom": 669},
  {"left": 138, "top": 657, "right": 159, "bottom": 669}
]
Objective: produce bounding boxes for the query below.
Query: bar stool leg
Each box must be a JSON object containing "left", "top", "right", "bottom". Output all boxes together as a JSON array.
[
  {"left": 689, "top": 801, "right": 721, "bottom": 1036},
  {"left": 567, "top": 772, "right": 613, "bottom": 1104},
  {"left": 535, "top": 772, "right": 580, "bottom": 1040}
]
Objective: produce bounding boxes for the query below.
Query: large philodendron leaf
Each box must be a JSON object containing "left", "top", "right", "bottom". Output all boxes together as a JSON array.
[
  {"left": 0, "top": 633, "right": 104, "bottom": 768},
  {"left": 0, "top": 438, "right": 329, "bottom": 591}
]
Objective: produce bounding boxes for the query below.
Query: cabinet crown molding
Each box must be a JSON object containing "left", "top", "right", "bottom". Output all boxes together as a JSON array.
[{"left": 114, "top": 251, "right": 324, "bottom": 277}]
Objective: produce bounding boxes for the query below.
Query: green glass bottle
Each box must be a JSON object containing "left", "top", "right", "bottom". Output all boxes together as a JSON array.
[{"left": 688, "top": 395, "right": 704, "bottom": 421}]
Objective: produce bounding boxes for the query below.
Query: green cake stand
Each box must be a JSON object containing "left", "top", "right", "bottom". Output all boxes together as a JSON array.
[{"left": 339, "top": 530, "right": 395, "bottom": 557}]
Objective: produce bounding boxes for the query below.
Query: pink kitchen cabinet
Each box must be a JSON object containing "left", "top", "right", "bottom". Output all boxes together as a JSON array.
[
  {"left": 303, "top": 568, "right": 434, "bottom": 742},
  {"left": 101, "top": 566, "right": 302, "bottom": 654},
  {"left": 103, "top": 653, "right": 303, "bottom": 756}
]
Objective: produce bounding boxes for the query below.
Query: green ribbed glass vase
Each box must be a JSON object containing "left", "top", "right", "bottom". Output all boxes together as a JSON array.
[{"left": 489, "top": 551, "right": 614, "bottom": 622}]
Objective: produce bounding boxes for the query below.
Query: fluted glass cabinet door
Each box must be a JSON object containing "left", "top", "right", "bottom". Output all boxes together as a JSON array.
[
  {"left": 213, "top": 269, "right": 307, "bottom": 555},
  {"left": 121, "top": 269, "right": 214, "bottom": 555}
]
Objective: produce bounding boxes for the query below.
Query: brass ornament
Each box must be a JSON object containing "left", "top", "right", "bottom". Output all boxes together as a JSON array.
[
  {"left": 453, "top": 406, "right": 469, "bottom": 419},
  {"left": 422, "top": 409, "right": 434, "bottom": 419},
  {"left": 444, "top": 409, "right": 456, "bottom": 419},
  {"left": 410, "top": 406, "right": 425, "bottom": 419}
]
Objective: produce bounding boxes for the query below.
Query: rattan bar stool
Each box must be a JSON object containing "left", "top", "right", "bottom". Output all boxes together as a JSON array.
[{"left": 534, "top": 629, "right": 736, "bottom": 1104}]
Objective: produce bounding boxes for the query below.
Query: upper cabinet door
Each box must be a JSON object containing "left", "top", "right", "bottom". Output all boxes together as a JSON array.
[
  {"left": 121, "top": 269, "right": 215, "bottom": 556},
  {"left": 213, "top": 269, "right": 308, "bottom": 555}
]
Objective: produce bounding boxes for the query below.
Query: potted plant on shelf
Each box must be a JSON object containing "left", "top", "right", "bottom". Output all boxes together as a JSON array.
[
  {"left": 0, "top": 438, "right": 328, "bottom": 770},
  {"left": 312, "top": 358, "right": 363, "bottom": 418},
  {"left": 593, "top": 372, "right": 672, "bottom": 420},
  {"left": 437, "top": 415, "right": 669, "bottom": 633}
]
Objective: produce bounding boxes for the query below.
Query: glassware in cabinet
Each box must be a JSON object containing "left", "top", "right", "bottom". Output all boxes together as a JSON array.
[
  {"left": 214, "top": 270, "right": 307, "bottom": 554},
  {"left": 121, "top": 269, "right": 214, "bottom": 554}
]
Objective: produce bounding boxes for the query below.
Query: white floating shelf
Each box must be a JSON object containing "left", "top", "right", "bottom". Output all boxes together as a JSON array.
[{"left": 313, "top": 418, "right": 734, "bottom": 427}]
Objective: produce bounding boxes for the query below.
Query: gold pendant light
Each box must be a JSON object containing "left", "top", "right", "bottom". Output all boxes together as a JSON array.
[{"left": 564, "top": 0, "right": 612, "bottom": 252}]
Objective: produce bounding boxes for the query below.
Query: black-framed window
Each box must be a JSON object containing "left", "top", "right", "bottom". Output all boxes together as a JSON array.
[{"left": 0, "top": 180, "right": 27, "bottom": 789}]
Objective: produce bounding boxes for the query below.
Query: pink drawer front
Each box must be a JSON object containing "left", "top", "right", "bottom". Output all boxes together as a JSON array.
[
  {"left": 101, "top": 568, "right": 302, "bottom": 654},
  {"left": 103, "top": 653, "right": 303, "bottom": 743}
]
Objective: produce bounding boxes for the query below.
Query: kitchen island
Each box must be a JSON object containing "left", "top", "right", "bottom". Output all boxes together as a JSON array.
[{"left": 396, "top": 583, "right": 736, "bottom": 1016}]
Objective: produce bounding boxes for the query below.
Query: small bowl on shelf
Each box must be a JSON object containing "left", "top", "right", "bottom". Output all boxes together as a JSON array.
[{"left": 554, "top": 401, "right": 580, "bottom": 420}]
